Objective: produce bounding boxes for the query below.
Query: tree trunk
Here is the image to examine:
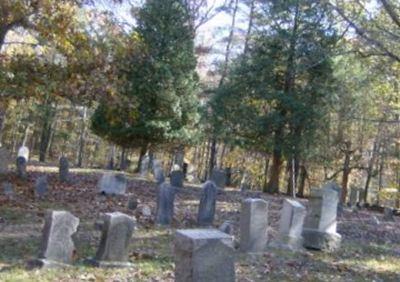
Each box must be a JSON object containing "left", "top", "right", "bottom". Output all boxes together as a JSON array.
[
  {"left": 136, "top": 144, "right": 147, "bottom": 172},
  {"left": 262, "top": 155, "right": 270, "bottom": 193},
  {"left": 266, "top": 144, "right": 283, "bottom": 194},
  {"left": 77, "top": 107, "right": 87, "bottom": 167},
  {"left": 341, "top": 146, "right": 352, "bottom": 203},
  {"left": 207, "top": 138, "right": 217, "bottom": 179},
  {"left": 243, "top": 0, "right": 255, "bottom": 54},
  {"left": 364, "top": 139, "right": 380, "bottom": 203},
  {"left": 298, "top": 164, "right": 307, "bottom": 197},
  {"left": 0, "top": 102, "right": 7, "bottom": 147},
  {"left": 39, "top": 102, "right": 55, "bottom": 162}
]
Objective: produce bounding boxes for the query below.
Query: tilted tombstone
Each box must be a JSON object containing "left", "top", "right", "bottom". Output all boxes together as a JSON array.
[
  {"left": 17, "top": 146, "right": 29, "bottom": 161},
  {"left": 152, "top": 159, "right": 165, "bottom": 184},
  {"left": 90, "top": 212, "right": 136, "bottom": 267},
  {"left": 239, "top": 198, "right": 268, "bottom": 253},
  {"left": 210, "top": 169, "right": 227, "bottom": 189},
  {"left": 59, "top": 157, "right": 69, "bottom": 182},
  {"left": 16, "top": 156, "right": 27, "bottom": 179},
  {"left": 140, "top": 154, "right": 150, "bottom": 177},
  {"left": 98, "top": 172, "right": 127, "bottom": 195},
  {"left": 174, "top": 229, "right": 235, "bottom": 282},
  {"left": 197, "top": 181, "right": 218, "bottom": 226},
  {"left": 271, "top": 199, "right": 306, "bottom": 250},
  {"left": 155, "top": 182, "right": 176, "bottom": 225},
  {"left": 35, "top": 175, "right": 48, "bottom": 198},
  {"left": 302, "top": 182, "right": 342, "bottom": 251},
  {"left": 0, "top": 147, "right": 11, "bottom": 174},
  {"left": 31, "top": 210, "right": 79, "bottom": 268},
  {"left": 170, "top": 170, "right": 184, "bottom": 188}
]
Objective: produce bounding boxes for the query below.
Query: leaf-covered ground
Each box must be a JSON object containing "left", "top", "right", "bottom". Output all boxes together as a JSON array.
[{"left": 0, "top": 165, "right": 399, "bottom": 281}]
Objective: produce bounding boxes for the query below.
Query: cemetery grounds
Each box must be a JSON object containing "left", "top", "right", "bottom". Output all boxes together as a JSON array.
[{"left": 0, "top": 165, "right": 399, "bottom": 282}]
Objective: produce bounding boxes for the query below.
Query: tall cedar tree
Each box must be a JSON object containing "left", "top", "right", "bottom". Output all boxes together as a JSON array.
[{"left": 91, "top": 0, "right": 199, "bottom": 151}]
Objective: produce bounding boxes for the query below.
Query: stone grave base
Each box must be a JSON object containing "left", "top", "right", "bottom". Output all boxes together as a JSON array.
[
  {"left": 85, "top": 258, "right": 134, "bottom": 268},
  {"left": 27, "top": 259, "right": 72, "bottom": 269},
  {"left": 302, "top": 228, "right": 341, "bottom": 251},
  {"left": 269, "top": 235, "right": 304, "bottom": 251}
]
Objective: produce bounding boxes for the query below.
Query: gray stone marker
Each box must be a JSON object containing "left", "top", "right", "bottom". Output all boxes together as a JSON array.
[
  {"left": 152, "top": 159, "right": 165, "bottom": 184},
  {"left": 197, "top": 181, "right": 218, "bottom": 226},
  {"left": 210, "top": 169, "right": 227, "bottom": 189},
  {"left": 302, "top": 182, "right": 342, "bottom": 251},
  {"left": 2, "top": 182, "right": 14, "bottom": 198},
  {"left": 32, "top": 210, "right": 79, "bottom": 268},
  {"left": 239, "top": 198, "right": 268, "bottom": 253},
  {"left": 170, "top": 170, "right": 184, "bottom": 188},
  {"left": 271, "top": 199, "right": 306, "bottom": 250},
  {"left": 0, "top": 147, "right": 11, "bottom": 174},
  {"left": 155, "top": 182, "right": 175, "bottom": 225},
  {"left": 35, "top": 175, "right": 48, "bottom": 198},
  {"left": 90, "top": 212, "right": 136, "bottom": 267},
  {"left": 59, "top": 157, "right": 69, "bottom": 182},
  {"left": 16, "top": 156, "right": 27, "bottom": 179},
  {"left": 174, "top": 229, "right": 235, "bottom": 282},
  {"left": 140, "top": 154, "right": 149, "bottom": 177},
  {"left": 98, "top": 172, "right": 127, "bottom": 195},
  {"left": 348, "top": 188, "right": 359, "bottom": 207}
]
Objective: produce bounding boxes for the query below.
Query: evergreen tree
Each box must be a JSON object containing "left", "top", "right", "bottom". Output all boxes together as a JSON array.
[{"left": 92, "top": 0, "right": 199, "bottom": 152}]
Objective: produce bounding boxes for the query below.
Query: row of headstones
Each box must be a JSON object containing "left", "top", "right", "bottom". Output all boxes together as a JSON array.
[{"left": 31, "top": 182, "right": 341, "bottom": 281}]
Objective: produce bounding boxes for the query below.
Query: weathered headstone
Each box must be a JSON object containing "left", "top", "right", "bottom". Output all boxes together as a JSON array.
[
  {"left": 127, "top": 195, "right": 138, "bottom": 210},
  {"left": 90, "top": 212, "right": 135, "bottom": 267},
  {"left": 239, "top": 198, "right": 268, "bottom": 253},
  {"left": 17, "top": 146, "right": 29, "bottom": 161},
  {"left": 0, "top": 147, "right": 11, "bottom": 174},
  {"left": 170, "top": 170, "right": 184, "bottom": 188},
  {"left": 197, "top": 181, "right": 218, "bottom": 226},
  {"left": 155, "top": 182, "right": 175, "bottom": 225},
  {"left": 35, "top": 175, "right": 48, "bottom": 198},
  {"left": 272, "top": 199, "right": 306, "bottom": 250},
  {"left": 348, "top": 188, "right": 359, "bottom": 207},
  {"left": 174, "top": 229, "right": 235, "bottom": 282},
  {"left": 98, "top": 173, "right": 127, "bottom": 195},
  {"left": 59, "top": 157, "right": 69, "bottom": 182},
  {"left": 210, "top": 169, "right": 227, "bottom": 189},
  {"left": 16, "top": 156, "right": 27, "bottom": 179},
  {"left": 302, "top": 182, "right": 342, "bottom": 251},
  {"left": 31, "top": 210, "right": 79, "bottom": 268},
  {"left": 152, "top": 159, "right": 165, "bottom": 184},
  {"left": 2, "top": 182, "right": 14, "bottom": 198},
  {"left": 140, "top": 154, "right": 150, "bottom": 177}
]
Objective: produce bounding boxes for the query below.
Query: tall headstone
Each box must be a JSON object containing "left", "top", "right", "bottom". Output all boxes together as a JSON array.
[
  {"left": 174, "top": 229, "right": 235, "bottom": 282},
  {"left": 59, "top": 157, "right": 69, "bottom": 182},
  {"left": 90, "top": 212, "right": 136, "bottom": 267},
  {"left": 32, "top": 210, "right": 79, "bottom": 268},
  {"left": 16, "top": 156, "right": 27, "bottom": 179},
  {"left": 170, "top": 170, "right": 184, "bottom": 188},
  {"left": 197, "top": 181, "right": 218, "bottom": 226},
  {"left": 152, "top": 159, "right": 165, "bottom": 184},
  {"left": 98, "top": 173, "right": 127, "bottom": 195},
  {"left": 140, "top": 154, "right": 150, "bottom": 177},
  {"left": 271, "top": 199, "right": 306, "bottom": 250},
  {"left": 35, "top": 175, "right": 48, "bottom": 198},
  {"left": 302, "top": 182, "right": 342, "bottom": 251},
  {"left": 155, "top": 183, "right": 175, "bottom": 225},
  {"left": 239, "top": 198, "right": 268, "bottom": 253},
  {"left": 0, "top": 147, "right": 11, "bottom": 174},
  {"left": 17, "top": 146, "right": 29, "bottom": 161},
  {"left": 210, "top": 169, "right": 226, "bottom": 189}
]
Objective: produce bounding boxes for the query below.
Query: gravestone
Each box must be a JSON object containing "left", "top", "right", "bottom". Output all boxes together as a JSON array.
[
  {"left": 302, "top": 182, "right": 342, "bottom": 251},
  {"left": 90, "top": 212, "right": 136, "bottom": 267},
  {"left": 127, "top": 195, "right": 138, "bottom": 210},
  {"left": 2, "top": 182, "right": 14, "bottom": 198},
  {"left": 16, "top": 156, "right": 27, "bottom": 179},
  {"left": 210, "top": 169, "right": 227, "bottom": 189},
  {"left": 219, "top": 220, "right": 234, "bottom": 236},
  {"left": 170, "top": 170, "right": 184, "bottom": 188},
  {"left": 155, "top": 183, "right": 175, "bottom": 225},
  {"left": 383, "top": 207, "right": 394, "bottom": 221},
  {"left": 152, "top": 159, "right": 165, "bottom": 184},
  {"left": 0, "top": 147, "right": 11, "bottom": 174},
  {"left": 98, "top": 173, "right": 127, "bottom": 195},
  {"left": 140, "top": 154, "right": 150, "bottom": 177},
  {"left": 59, "top": 157, "right": 69, "bottom": 182},
  {"left": 174, "top": 229, "right": 235, "bottom": 282},
  {"left": 271, "top": 199, "right": 306, "bottom": 250},
  {"left": 32, "top": 210, "right": 79, "bottom": 268},
  {"left": 197, "top": 181, "right": 218, "bottom": 226},
  {"left": 348, "top": 188, "right": 359, "bottom": 207},
  {"left": 239, "top": 198, "right": 268, "bottom": 253},
  {"left": 17, "top": 146, "right": 29, "bottom": 161},
  {"left": 35, "top": 175, "right": 48, "bottom": 198}
]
